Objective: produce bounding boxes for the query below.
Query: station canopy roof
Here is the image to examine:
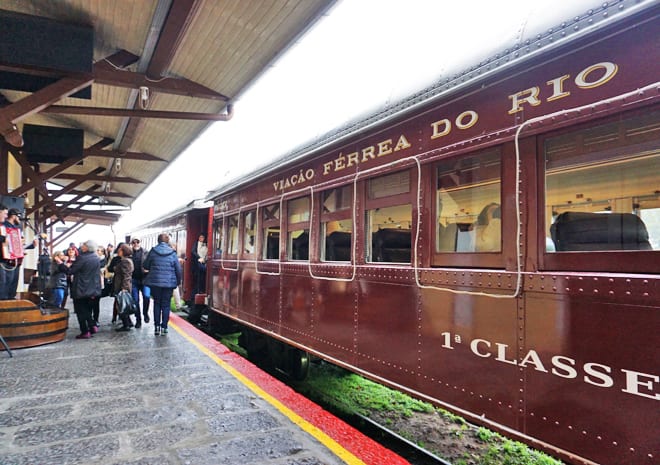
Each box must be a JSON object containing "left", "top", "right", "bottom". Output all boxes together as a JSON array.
[{"left": 0, "top": 0, "right": 334, "bottom": 229}]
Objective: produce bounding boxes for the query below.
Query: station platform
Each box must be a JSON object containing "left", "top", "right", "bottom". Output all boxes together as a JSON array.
[{"left": 0, "top": 297, "right": 409, "bottom": 465}]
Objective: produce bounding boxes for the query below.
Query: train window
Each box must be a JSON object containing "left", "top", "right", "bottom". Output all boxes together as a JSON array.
[
  {"left": 321, "top": 186, "right": 352, "bottom": 262},
  {"left": 262, "top": 203, "right": 280, "bottom": 260},
  {"left": 227, "top": 214, "right": 239, "bottom": 255},
  {"left": 366, "top": 171, "right": 412, "bottom": 263},
  {"left": 243, "top": 210, "right": 256, "bottom": 255},
  {"left": 174, "top": 231, "right": 185, "bottom": 262},
  {"left": 287, "top": 196, "right": 309, "bottom": 260},
  {"left": 213, "top": 218, "right": 223, "bottom": 258},
  {"left": 545, "top": 111, "right": 660, "bottom": 253},
  {"left": 435, "top": 149, "right": 502, "bottom": 253}
]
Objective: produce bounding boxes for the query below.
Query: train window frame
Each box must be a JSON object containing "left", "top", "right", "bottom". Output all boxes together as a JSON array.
[
  {"left": 261, "top": 203, "right": 281, "bottom": 260},
  {"left": 431, "top": 146, "right": 508, "bottom": 269},
  {"left": 539, "top": 108, "right": 660, "bottom": 274},
  {"left": 212, "top": 217, "right": 224, "bottom": 258},
  {"left": 320, "top": 185, "right": 353, "bottom": 262},
  {"left": 226, "top": 214, "right": 240, "bottom": 256},
  {"left": 241, "top": 209, "right": 256, "bottom": 258},
  {"left": 286, "top": 195, "right": 310, "bottom": 261},
  {"left": 365, "top": 170, "right": 413, "bottom": 264}
]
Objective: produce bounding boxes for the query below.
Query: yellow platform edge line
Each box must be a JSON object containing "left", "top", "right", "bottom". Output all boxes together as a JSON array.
[{"left": 171, "top": 322, "right": 367, "bottom": 465}]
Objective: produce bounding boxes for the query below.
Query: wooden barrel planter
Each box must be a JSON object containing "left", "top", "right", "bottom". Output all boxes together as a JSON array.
[{"left": 0, "top": 294, "right": 69, "bottom": 350}]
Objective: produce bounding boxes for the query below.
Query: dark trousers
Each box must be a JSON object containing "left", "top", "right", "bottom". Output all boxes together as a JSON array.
[
  {"left": 192, "top": 263, "right": 206, "bottom": 297},
  {"left": 92, "top": 296, "right": 100, "bottom": 323},
  {"left": 0, "top": 262, "right": 9, "bottom": 299},
  {"left": 73, "top": 297, "right": 97, "bottom": 334},
  {"left": 0, "top": 262, "right": 20, "bottom": 299},
  {"left": 151, "top": 286, "right": 173, "bottom": 329},
  {"left": 6, "top": 264, "right": 19, "bottom": 298}
]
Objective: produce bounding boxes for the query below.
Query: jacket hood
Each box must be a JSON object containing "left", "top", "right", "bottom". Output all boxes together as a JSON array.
[{"left": 152, "top": 242, "right": 177, "bottom": 257}]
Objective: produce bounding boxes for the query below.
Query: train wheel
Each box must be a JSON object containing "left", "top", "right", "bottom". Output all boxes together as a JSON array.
[
  {"left": 288, "top": 348, "right": 310, "bottom": 381},
  {"left": 241, "top": 329, "right": 269, "bottom": 365}
]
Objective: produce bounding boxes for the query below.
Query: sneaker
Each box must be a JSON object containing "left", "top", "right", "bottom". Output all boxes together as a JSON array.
[
  {"left": 135, "top": 322, "right": 141, "bottom": 329},
  {"left": 91, "top": 326, "right": 99, "bottom": 334},
  {"left": 144, "top": 313, "right": 150, "bottom": 323},
  {"left": 154, "top": 326, "right": 160, "bottom": 336},
  {"left": 75, "top": 332, "right": 91, "bottom": 339},
  {"left": 161, "top": 327, "right": 168, "bottom": 335},
  {"left": 116, "top": 326, "right": 131, "bottom": 332}
]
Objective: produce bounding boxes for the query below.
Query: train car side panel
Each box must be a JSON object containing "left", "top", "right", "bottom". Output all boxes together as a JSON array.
[
  {"left": 524, "top": 288, "right": 660, "bottom": 465},
  {"left": 312, "top": 277, "right": 359, "bottom": 365},
  {"left": 418, "top": 288, "right": 521, "bottom": 428},
  {"left": 356, "top": 275, "right": 421, "bottom": 390}
]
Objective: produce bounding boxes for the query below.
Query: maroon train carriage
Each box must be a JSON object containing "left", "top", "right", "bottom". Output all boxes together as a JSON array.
[
  {"left": 180, "top": 3, "right": 658, "bottom": 465},
  {"left": 128, "top": 200, "right": 212, "bottom": 305}
]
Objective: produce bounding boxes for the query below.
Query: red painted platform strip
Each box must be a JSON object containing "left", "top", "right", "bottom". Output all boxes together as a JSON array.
[{"left": 170, "top": 313, "right": 410, "bottom": 465}]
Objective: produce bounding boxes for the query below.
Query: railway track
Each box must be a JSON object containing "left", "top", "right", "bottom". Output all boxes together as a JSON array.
[
  {"left": 190, "top": 311, "right": 564, "bottom": 465},
  {"left": 352, "top": 412, "right": 453, "bottom": 465},
  {"left": 190, "top": 310, "right": 453, "bottom": 464}
]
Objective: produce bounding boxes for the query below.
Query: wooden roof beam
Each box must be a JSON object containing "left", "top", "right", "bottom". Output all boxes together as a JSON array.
[
  {"left": 9, "top": 150, "right": 67, "bottom": 223},
  {"left": 93, "top": 68, "right": 228, "bottom": 101},
  {"left": 147, "top": 0, "right": 203, "bottom": 79},
  {"left": 53, "top": 173, "right": 145, "bottom": 184},
  {"left": 11, "top": 137, "right": 114, "bottom": 197},
  {"left": 0, "top": 76, "right": 94, "bottom": 147},
  {"left": 84, "top": 147, "right": 165, "bottom": 162},
  {"left": 42, "top": 104, "right": 234, "bottom": 121},
  {"left": 49, "top": 220, "right": 86, "bottom": 246},
  {"left": 65, "top": 188, "right": 133, "bottom": 199},
  {"left": 55, "top": 199, "right": 125, "bottom": 208},
  {"left": 28, "top": 166, "right": 104, "bottom": 214}
]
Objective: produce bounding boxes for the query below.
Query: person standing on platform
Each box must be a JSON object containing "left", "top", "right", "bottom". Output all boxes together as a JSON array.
[
  {"left": 143, "top": 233, "right": 181, "bottom": 336},
  {"left": 1, "top": 208, "right": 37, "bottom": 299},
  {"left": 0, "top": 204, "right": 10, "bottom": 299},
  {"left": 69, "top": 240, "right": 102, "bottom": 339},
  {"left": 130, "top": 238, "right": 150, "bottom": 325},
  {"left": 107, "top": 242, "right": 124, "bottom": 323},
  {"left": 190, "top": 234, "right": 208, "bottom": 298},
  {"left": 114, "top": 243, "right": 135, "bottom": 332},
  {"left": 91, "top": 245, "right": 108, "bottom": 325},
  {"left": 47, "top": 251, "right": 70, "bottom": 308}
]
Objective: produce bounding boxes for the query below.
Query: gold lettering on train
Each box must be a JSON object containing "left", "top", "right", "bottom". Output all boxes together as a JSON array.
[
  {"left": 273, "top": 168, "right": 316, "bottom": 192},
  {"left": 546, "top": 74, "right": 571, "bottom": 102},
  {"left": 322, "top": 134, "right": 411, "bottom": 176},
  {"left": 443, "top": 332, "right": 659, "bottom": 401},
  {"left": 430, "top": 111, "right": 479, "bottom": 140},
  {"left": 508, "top": 61, "right": 618, "bottom": 113},
  {"left": 575, "top": 61, "right": 618, "bottom": 89},
  {"left": 507, "top": 87, "right": 542, "bottom": 114}
]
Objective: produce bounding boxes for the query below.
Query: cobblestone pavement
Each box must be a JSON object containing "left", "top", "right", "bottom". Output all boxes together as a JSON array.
[{"left": 0, "top": 298, "right": 346, "bottom": 465}]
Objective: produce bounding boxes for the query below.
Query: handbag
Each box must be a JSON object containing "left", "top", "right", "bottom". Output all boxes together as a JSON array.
[{"left": 115, "top": 290, "right": 138, "bottom": 317}]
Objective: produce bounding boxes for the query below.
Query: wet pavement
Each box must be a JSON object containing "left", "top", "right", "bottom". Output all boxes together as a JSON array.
[{"left": 0, "top": 298, "right": 355, "bottom": 465}]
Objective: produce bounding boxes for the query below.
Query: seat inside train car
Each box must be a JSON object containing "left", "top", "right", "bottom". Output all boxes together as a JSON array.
[
  {"left": 371, "top": 228, "right": 411, "bottom": 263},
  {"left": 291, "top": 231, "right": 309, "bottom": 260},
  {"left": 550, "top": 212, "right": 652, "bottom": 251},
  {"left": 325, "top": 231, "right": 352, "bottom": 261}
]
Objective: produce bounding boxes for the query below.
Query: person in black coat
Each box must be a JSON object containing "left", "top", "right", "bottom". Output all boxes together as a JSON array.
[
  {"left": 69, "top": 239, "right": 102, "bottom": 339},
  {"left": 130, "top": 238, "right": 150, "bottom": 325},
  {"left": 107, "top": 242, "right": 124, "bottom": 323}
]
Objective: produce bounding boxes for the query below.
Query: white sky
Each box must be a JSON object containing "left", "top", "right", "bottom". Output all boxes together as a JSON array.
[{"left": 61, "top": 0, "right": 601, "bottom": 249}]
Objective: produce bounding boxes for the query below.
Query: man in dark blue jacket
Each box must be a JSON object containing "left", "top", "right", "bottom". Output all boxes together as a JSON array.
[
  {"left": 69, "top": 239, "right": 102, "bottom": 339},
  {"left": 143, "top": 233, "right": 181, "bottom": 336}
]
